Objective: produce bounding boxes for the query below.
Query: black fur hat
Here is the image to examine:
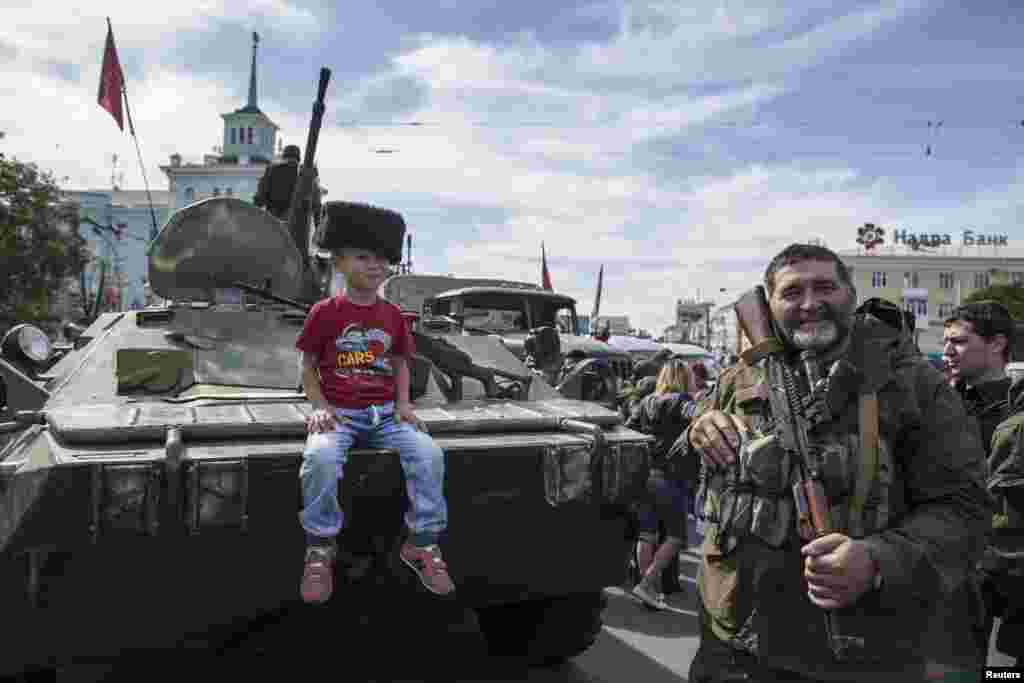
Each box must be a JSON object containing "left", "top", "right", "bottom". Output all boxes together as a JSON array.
[{"left": 317, "top": 201, "right": 406, "bottom": 264}]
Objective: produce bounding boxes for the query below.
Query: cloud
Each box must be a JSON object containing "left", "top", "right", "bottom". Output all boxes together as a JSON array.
[
  {"left": 7, "top": 0, "right": 1024, "bottom": 339},
  {"left": 1, "top": 2, "right": 319, "bottom": 62}
]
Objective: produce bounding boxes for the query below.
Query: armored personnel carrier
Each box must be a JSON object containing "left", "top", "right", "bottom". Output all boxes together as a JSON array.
[{"left": 0, "top": 70, "right": 651, "bottom": 679}]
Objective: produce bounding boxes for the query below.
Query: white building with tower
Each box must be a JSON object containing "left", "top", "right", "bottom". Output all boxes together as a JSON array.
[
  {"left": 160, "top": 33, "right": 291, "bottom": 209},
  {"left": 63, "top": 33, "right": 307, "bottom": 314}
]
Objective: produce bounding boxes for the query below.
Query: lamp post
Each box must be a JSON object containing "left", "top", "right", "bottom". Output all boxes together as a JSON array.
[{"left": 704, "top": 288, "right": 728, "bottom": 351}]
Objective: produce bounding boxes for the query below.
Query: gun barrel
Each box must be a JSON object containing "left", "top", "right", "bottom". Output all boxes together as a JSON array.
[{"left": 287, "top": 67, "right": 332, "bottom": 291}]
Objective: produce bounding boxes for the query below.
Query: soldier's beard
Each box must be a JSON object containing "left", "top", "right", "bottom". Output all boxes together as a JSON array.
[
  {"left": 780, "top": 302, "right": 853, "bottom": 352},
  {"left": 791, "top": 321, "right": 840, "bottom": 350}
]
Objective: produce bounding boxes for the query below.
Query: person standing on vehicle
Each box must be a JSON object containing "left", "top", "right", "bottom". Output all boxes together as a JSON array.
[
  {"left": 680, "top": 243, "right": 989, "bottom": 682},
  {"left": 626, "top": 359, "right": 700, "bottom": 609},
  {"left": 295, "top": 201, "right": 454, "bottom": 604},
  {"left": 943, "top": 301, "right": 1023, "bottom": 667},
  {"left": 254, "top": 144, "right": 322, "bottom": 222}
]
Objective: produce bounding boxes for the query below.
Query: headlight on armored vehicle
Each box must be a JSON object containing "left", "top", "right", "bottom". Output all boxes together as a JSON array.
[
  {"left": 543, "top": 442, "right": 594, "bottom": 506},
  {"left": 2, "top": 324, "right": 52, "bottom": 366},
  {"left": 91, "top": 464, "right": 161, "bottom": 539},
  {"left": 185, "top": 460, "right": 249, "bottom": 533},
  {"left": 602, "top": 441, "right": 650, "bottom": 505}
]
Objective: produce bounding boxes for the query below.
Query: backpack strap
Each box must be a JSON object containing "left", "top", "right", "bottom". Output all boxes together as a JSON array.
[{"left": 847, "top": 393, "right": 880, "bottom": 538}]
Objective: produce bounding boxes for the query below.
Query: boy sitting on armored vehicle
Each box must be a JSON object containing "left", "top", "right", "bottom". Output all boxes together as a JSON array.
[{"left": 296, "top": 201, "right": 454, "bottom": 604}]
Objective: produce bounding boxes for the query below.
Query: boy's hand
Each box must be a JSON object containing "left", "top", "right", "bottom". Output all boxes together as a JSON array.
[
  {"left": 306, "top": 407, "right": 339, "bottom": 434},
  {"left": 397, "top": 403, "right": 427, "bottom": 433}
]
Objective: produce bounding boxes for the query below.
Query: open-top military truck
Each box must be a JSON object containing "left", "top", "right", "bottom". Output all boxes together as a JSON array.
[
  {"left": 0, "top": 69, "right": 651, "bottom": 679},
  {"left": 381, "top": 274, "right": 633, "bottom": 404}
]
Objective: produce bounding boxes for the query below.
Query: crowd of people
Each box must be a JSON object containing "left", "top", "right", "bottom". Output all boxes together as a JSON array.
[
  {"left": 610, "top": 244, "right": 1021, "bottom": 682},
  {"left": 290, "top": 197, "right": 1018, "bottom": 683}
]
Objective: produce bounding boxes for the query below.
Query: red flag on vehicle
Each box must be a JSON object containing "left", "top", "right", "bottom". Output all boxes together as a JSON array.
[
  {"left": 541, "top": 242, "right": 553, "bottom": 291},
  {"left": 97, "top": 20, "right": 125, "bottom": 131}
]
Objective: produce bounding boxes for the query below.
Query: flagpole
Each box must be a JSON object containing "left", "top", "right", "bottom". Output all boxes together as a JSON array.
[{"left": 108, "top": 18, "right": 160, "bottom": 242}]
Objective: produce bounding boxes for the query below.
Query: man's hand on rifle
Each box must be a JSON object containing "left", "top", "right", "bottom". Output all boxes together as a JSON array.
[
  {"left": 688, "top": 410, "right": 751, "bottom": 468},
  {"left": 802, "top": 534, "right": 879, "bottom": 609}
]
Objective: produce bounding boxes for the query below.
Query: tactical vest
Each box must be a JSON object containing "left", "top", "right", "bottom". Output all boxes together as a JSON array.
[
  {"left": 696, "top": 328, "right": 915, "bottom": 669},
  {"left": 698, "top": 363, "right": 892, "bottom": 558}
]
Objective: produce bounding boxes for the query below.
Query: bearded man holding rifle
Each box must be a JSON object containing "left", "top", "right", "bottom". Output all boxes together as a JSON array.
[{"left": 678, "top": 243, "right": 991, "bottom": 682}]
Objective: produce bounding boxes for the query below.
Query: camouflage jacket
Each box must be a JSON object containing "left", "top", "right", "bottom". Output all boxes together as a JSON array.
[
  {"left": 681, "top": 311, "right": 991, "bottom": 680},
  {"left": 958, "top": 377, "right": 1012, "bottom": 458},
  {"left": 985, "top": 378, "right": 1024, "bottom": 575}
]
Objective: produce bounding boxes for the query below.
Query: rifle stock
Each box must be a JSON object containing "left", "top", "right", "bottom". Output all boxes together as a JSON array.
[{"left": 733, "top": 286, "right": 784, "bottom": 364}]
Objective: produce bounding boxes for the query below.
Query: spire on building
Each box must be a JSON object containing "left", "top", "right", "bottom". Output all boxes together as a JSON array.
[{"left": 247, "top": 32, "right": 259, "bottom": 111}]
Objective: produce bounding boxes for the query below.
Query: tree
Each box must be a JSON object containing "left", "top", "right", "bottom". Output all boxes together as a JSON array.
[
  {"left": 0, "top": 153, "right": 89, "bottom": 334},
  {"left": 962, "top": 283, "right": 1024, "bottom": 321}
]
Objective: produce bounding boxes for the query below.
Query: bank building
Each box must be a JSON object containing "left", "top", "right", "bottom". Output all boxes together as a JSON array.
[{"left": 839, "top": 226, "right": 1024, "bottom": 358}]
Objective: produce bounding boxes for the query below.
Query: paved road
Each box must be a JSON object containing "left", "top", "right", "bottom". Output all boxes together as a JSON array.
[{"left": 44, "top": 522, "right": 1015, "bottom": 682}]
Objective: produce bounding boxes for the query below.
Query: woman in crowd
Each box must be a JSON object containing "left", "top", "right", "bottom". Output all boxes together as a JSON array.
[
  {"left": 689, "top": 361, "right": 712, "bottom": 403},
  {"left": 625, "top": 358, "right": 700, "bottom": 609}
]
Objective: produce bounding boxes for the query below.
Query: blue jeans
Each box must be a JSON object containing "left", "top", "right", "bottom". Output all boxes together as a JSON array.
[{"left": 299, "top": 402, "right": 447, "bottom": 547}]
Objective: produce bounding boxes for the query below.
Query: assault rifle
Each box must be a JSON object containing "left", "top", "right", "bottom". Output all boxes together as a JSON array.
[{"left": 733, "top": 285, "right": 865, "bottom": 661}]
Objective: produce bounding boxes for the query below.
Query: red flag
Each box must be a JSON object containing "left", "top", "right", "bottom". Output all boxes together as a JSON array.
[
  {"left": 97, "top": 20, "right": 124, "bottom": 131},
  {"left": 541, "top": 242, "right": 553, "bottom": 291}
]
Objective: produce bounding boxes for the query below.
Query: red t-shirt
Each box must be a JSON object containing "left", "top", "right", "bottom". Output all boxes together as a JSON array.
[{"left": 295, "top": 295, "right": 414, "bottom": 409}]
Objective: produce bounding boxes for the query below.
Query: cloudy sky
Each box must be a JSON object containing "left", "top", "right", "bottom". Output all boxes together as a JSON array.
[{"left": 3, "top": 1, "right": 1024, "bottom": 333}]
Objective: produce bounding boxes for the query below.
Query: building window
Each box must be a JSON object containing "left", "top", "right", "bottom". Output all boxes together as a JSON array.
[
  {"left": 1013, "top": 272, "right": 1024, "bottom": 286},
  {"left": 939, "top": 272, "right": 955, "bottom": 289},
  {"left": 247, "top": 127, "right": 254, "bottom": 145},
  {"left": 212, "top": 187, "right": 220, "bottom": 197},
  {"left": 184, "top": 187, "right": 194, "bottom": 202},
  {"left": 230, "top": 128, "right": 236, "bottom": 145},
  {"left": 903, "top": 271, "right": 920, "bottom": 288},
  {"left": 974, "top": 271, "right": 990, "bottom": 289},
  {"left": 938, "top": 303, "right": 955, "bottom": 319},
  {"left": 902, "top": 299, "right": 927, "bottom": 317},
  {"left": 225, "top": 187, "right": 233, "bottom": 197},
  {"left": 871, "top": 271, "right": 887, "bottom": 288}
]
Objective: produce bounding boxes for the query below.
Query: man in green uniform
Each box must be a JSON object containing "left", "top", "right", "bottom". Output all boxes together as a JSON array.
[
  {"left": 253, "top": 144, "right": 322, "bottom": 222},
  {"left": 944, "top": 301, "right": 1024, "bottom": 667},
  {"left": 679, "top": 244, "right": 991, "bottom": 682},
  {"left": 986, "top": 374, "right": 1024, "bottom": 665},
  {"left": 945, "top": 301, "right": 1014, "bottom": 450},
  {"left": 920, "top": 301, "right": 1014, "bottom": 676}
]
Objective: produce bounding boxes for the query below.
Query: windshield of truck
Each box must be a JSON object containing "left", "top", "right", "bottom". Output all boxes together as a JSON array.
[
  {"left": 448, "top": 294, "right": 576, "bottom": 334},
  {"left": 460, "top": 293, "right": 529, "bottom": 332}
]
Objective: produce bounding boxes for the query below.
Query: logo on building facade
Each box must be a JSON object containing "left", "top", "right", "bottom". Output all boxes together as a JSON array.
[
  {"left": 857, "top": 223, "right": 1009, "bottom": 252},
  {"left": 856, "top": 223, "right": 884, "bottom": 251}
]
